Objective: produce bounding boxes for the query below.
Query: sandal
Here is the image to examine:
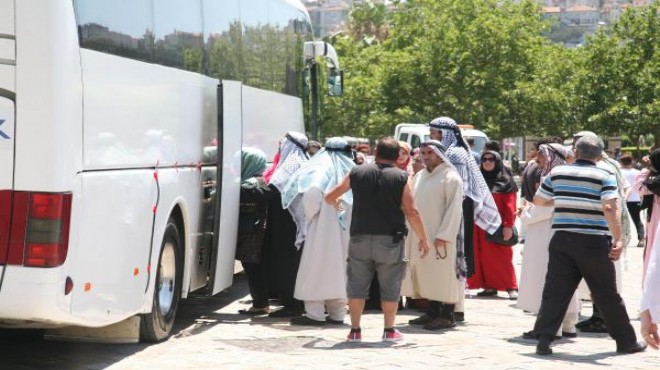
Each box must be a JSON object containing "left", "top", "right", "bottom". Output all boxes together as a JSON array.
[{"left": 238, "top": 307, "right": 270, "bottom": 315}]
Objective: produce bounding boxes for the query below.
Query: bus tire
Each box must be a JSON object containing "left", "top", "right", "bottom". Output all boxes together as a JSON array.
[{"left": 140, "top": 218, "right": 182, "bottom": 342}]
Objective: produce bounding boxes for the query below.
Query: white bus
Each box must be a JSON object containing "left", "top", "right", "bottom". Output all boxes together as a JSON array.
[{"left": 0, "top": 0, "right": 341, "bottom": 342}]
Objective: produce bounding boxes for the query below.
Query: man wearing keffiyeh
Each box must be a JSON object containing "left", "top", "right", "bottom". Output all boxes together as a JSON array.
[
  {"left": 402, "top": 140, "right": 464, "bottom": 330},
  {"left": 428, "top": 116, "right": 502, "bottom": 322},
  {"left": 283, "top": 138, "right": 355, "bottom": 326},
  {"left": 264, "top": 131, "right": 309, "bottom": 318}
]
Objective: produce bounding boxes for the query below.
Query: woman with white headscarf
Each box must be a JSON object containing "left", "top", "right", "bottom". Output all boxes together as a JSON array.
[
  {"left": 517, "top": 143, "right": 581, "bottom": 339},
  {"left": 282, "top": 138, "right": 355, "bottom": 325},
  {"left": 263, "top": 131, "right": 309, "bottom": 317}
]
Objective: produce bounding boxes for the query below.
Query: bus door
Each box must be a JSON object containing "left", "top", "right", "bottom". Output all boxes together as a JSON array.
[
  {"left": 207, "top": 81, "right": 242, "bottom": 295},
  {"left": 0, "top": 96, "right": 16, "bottom": 287}
]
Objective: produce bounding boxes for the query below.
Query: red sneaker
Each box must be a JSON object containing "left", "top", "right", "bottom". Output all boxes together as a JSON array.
[
  {"left": 382, "top": 329, "right": 404, "bottom": 342},
  {"left": 346, "top": 330, "right": 362, "bottom": 343}
]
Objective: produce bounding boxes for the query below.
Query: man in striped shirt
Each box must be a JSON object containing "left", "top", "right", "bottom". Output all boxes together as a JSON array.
[{"left": 531, "top": 135, "right": 646, "bottom": 355}]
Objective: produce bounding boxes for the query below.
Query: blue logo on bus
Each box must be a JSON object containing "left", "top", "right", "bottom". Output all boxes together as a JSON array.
[{"left": 0, "top": 119, "right": 9, "bottom": 139}]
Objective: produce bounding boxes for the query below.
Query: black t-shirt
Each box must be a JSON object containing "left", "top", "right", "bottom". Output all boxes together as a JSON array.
[{"left": 349, "top": 162, "right": 408, "bottom": 236}]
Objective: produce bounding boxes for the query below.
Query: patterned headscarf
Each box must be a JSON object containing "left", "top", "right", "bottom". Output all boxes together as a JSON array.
[
  {"left": 538, "top": 143, "right": 573, "bottom": 176},
  {"left": 428, "top": 116, "right": 501, "bottom": 234},
  {"left": 269, "top": 131, "right": 309, "bottom": 192},
  {"left": 240, "top": 147, "right": 267, "bottom": 185},
  {"left": 282, "top": 137, "right": 355, "bottom": 234}
]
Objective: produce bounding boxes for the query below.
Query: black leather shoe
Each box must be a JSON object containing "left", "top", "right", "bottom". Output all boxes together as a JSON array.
[
  {"left": 562, "top": 331, "right": 577, "bottom": 338},
  {"left": 423, "top": 317, "right": 456, "bottom": 330},
  {"left": 575, "top": 316, "right": 598, "bottom": 329},
  {"left": 522, "top": 330, "right": 560, "bottom": 340},
  {"left": 616, "top": 341, "right": 647, "bottom": 354},
  {"left": 325, "top": 317, "right": 344, "bottom": 325},
  {"left": 268, "top": 308, "right": 303, "bottom": 318},
  {"left": 290, "top": 315, "right": 325, "bottom": 326},
  {"left": 522, "top": 330, "right": 538, "bottom": 339},
  {"left": 579, "top": 319, "right": 608, "bottom": 333},
  {"left": 408, "top": 314, "right": 434, "bottom": 325},
  {"left": 476, "top": 289, "right": 497, "bottom": 297},
  {"left": 536, "top": 339, "right": 553, "bottom": 355},
  {"left": 454, "top": 312, "right": 465, "bottom": 322}
]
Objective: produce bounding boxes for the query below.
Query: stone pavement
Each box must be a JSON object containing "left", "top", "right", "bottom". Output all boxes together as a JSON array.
[{"left": 104, "top": 243, "right": 659, "bottom": 370}]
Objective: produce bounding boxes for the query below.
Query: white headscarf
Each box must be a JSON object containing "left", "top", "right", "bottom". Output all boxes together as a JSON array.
[{"left": 282, "top": 138, "right": 355, "bottom": 238}]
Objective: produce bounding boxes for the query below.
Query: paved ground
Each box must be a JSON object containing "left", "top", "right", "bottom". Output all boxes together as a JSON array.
[{"left": 1, "top": 242, "right": 658, "bottom": 370}]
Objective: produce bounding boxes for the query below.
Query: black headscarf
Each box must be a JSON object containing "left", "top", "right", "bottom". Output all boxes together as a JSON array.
[
  {"left": 644, "top": 149, "right": 660, "bottom": 196},
  {"left": 480, "top": 150, "right": 518, "bottom": 194},
  {"left": 650, "top": 149, "right": 660, "bottom": 173}
]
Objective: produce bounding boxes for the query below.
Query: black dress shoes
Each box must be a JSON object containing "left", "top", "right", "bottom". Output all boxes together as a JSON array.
[
  {"left": 522, "top": 330, "right": 560, "bottom": 340},
  {"left": 325, "top": 317, "right": 344, "bottom": 325},
  {"left": 616, "top": 341, "right": 647, "bottom": 354},
  {"left": 536, "top": 339, "right": 553, "bottom": 355},
  {"left": 268, "top": 307, "right": 303, "bottom": 318},
  {"left": 408, "top": 314, "right": 434, "bottom": 325},
  {"left": 290, "top": 315, "right": 325, "bottom": 326},
  {"left": 579, "top": 319, "right": 608, "bottom": 333}
]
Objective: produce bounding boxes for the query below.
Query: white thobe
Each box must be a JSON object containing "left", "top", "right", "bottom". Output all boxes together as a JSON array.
[
  {"left": 293, "top": 187, "right": 351, "bottom": 321},
  {"left": 401, "top": 163, "right": 464, "bottom": 303},
  {"left": 641, "top": 222, "right": 660, "bottom": 323},
  {"left": 517, "top": 204, "right": 581, "bottom": 315}
]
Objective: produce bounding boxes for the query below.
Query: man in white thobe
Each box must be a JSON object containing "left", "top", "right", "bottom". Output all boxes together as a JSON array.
[
  {"left": 402, "top": 140, "right": 464, "bottom": 330},
  {"left": 284, "top": 138, "right": 355, "bottom": 326}
]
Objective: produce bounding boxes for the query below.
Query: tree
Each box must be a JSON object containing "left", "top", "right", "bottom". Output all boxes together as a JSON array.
[
  {"left": 345, "top": 1, "right": 390, "bottom": 44},
  {"left": 577, "top": 3, "right": 660, "bottom": 145},
  {"left": 325, "top": 0, "right": 552, "bottom": 139}
]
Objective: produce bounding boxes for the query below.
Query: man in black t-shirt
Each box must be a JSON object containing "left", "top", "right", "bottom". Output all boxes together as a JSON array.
[{"left": 325, "top": 137, "right": 430, "bottom": 343}]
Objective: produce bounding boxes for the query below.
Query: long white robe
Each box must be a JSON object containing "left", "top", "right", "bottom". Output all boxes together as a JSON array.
[
  {"left": 517, "top": 204, "right": 581, "bottom": 314},
  {"left": 293, "top": 187, "right": 350, "bottom": 301},
  {"left": 641, "top": 222, "right": 660, "bottom": 323},
  {"left": 401, "top": 163, "right": 464, "bottom": 303}
]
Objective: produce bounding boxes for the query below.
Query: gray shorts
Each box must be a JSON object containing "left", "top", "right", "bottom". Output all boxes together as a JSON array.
[{"left": 346, "top": 234, "right": 406, "bottom": 302}]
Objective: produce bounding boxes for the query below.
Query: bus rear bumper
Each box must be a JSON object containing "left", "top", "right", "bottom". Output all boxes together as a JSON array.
[{"left": 0, "top": 266, "right": 90, "bottom": 328}]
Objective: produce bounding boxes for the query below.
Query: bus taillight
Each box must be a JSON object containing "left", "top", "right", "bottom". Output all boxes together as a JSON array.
[{"left": 7, "top": 192, "right": 72, "bottom": 267}]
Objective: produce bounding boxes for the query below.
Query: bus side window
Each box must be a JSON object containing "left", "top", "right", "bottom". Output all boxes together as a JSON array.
[
  {"left": 203, "top": 0, "right": 241, "bottom": 81},
  {"left": 74, "top": 0, "right": 154, "bottom": 62},
  {"left": 153, "top": 0, "right": 204, "bottom": 72}
]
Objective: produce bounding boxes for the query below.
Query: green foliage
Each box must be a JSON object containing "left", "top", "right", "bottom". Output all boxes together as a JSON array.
[
  {"left": 322, "top": 0, "right": 659, "bottom": 144},
  {"left": 577, "top": 3, "right": 660, "bottom": 145}
]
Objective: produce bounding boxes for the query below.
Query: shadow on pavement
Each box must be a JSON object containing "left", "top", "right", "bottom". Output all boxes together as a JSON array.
[{"left": 521, "top": 350, "right": 616, "bottom": 364}]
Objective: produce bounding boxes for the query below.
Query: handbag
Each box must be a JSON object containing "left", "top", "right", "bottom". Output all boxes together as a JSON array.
[{"left": 486, "top": 225, "right": 519, "bottom": 247}]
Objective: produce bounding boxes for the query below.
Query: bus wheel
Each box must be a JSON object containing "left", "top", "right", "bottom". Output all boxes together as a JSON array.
[{"left": 140, "top": 219, "right": 182, "bottom": 342}]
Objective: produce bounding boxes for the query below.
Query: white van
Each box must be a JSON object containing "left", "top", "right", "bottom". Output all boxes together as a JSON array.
[{"left": 395, "top": 123, "right": 489, "bottom": 152}]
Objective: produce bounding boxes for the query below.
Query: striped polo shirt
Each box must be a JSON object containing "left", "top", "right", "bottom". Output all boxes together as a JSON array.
[{"left": 536, "top": 159, "right": 619, "bottom": 235}]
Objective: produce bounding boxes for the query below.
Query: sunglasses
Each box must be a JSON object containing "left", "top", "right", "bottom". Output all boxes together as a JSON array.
[{"left": 482, "top": 157, "right": 496, "bottom": 162}]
